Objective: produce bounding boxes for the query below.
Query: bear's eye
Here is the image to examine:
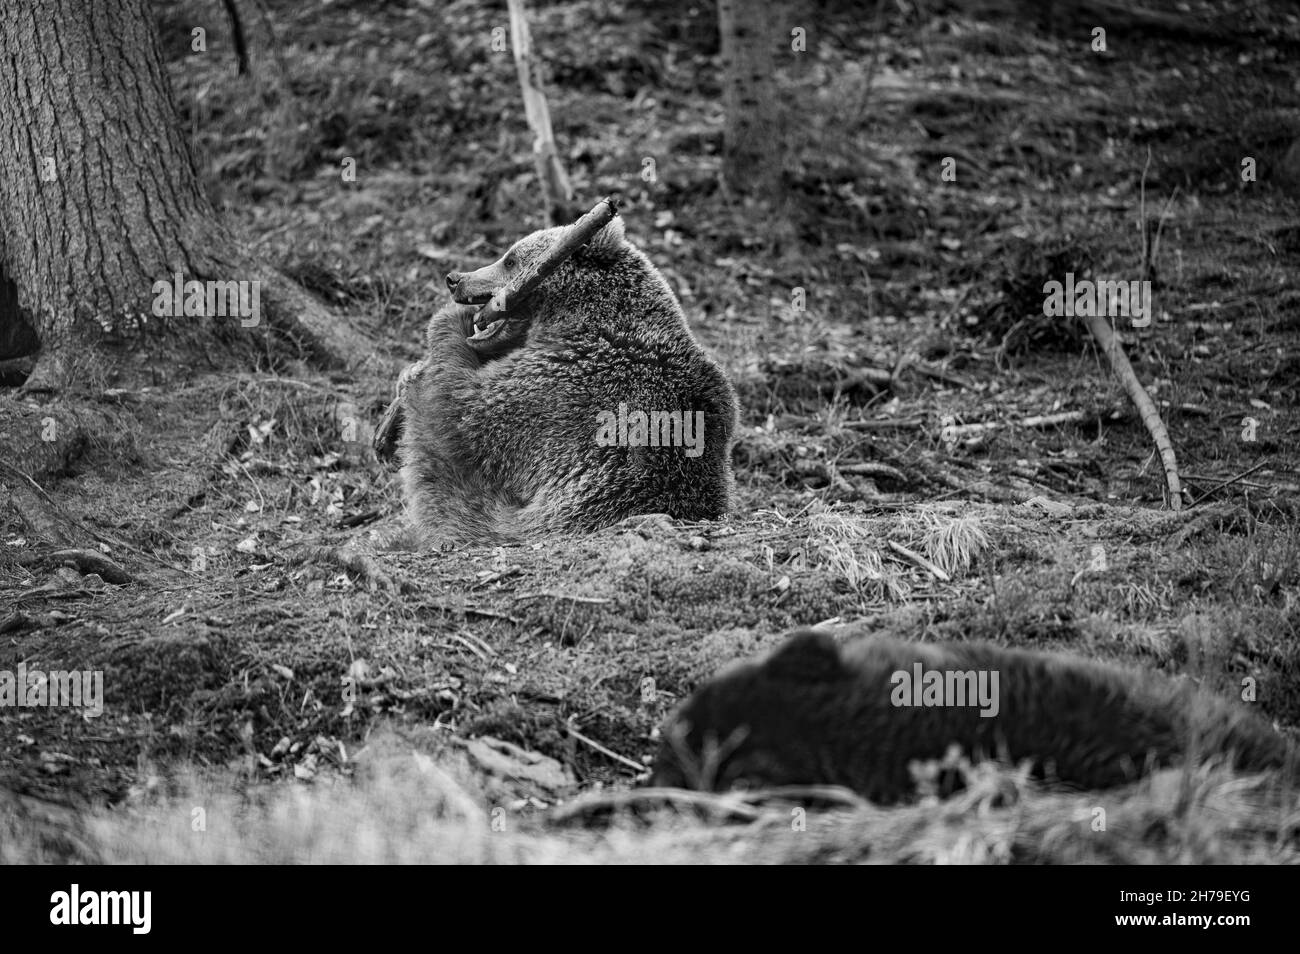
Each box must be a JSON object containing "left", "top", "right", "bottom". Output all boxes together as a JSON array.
[{"left": 503, "top": 253, "right": 518, "bottom": 270}]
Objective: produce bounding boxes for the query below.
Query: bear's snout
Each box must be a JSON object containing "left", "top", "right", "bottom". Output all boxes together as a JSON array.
[{"left": 445, "top": 271, "right": 462, "bottom": 291}]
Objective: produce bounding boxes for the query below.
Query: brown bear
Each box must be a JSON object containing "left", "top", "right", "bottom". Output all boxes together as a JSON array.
[
  {"left": 397, "top": 217, "right": 739, "bottom": 544},
  {"left": 653, "top": 628, "right": 1293, "bottom": 803}
]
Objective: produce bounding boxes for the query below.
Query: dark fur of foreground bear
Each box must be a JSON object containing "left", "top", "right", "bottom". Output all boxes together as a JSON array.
[
  {"left": 398, "top": 218, "right": 739, "bottom": 544},
  {"left": 654, "top": 629, "right": 1293, "bottom": 803}
]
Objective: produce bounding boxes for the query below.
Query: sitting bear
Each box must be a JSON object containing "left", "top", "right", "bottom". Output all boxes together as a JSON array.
[
  {"left": 398, "top": 217, "right": 739, "bottom": 544},
  {"left": 653, "top": 628, "right": 1292, "bottom": 803}
]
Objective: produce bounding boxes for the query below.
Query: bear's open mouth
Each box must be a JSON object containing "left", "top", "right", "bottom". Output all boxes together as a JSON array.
[{"left": 467, "top": 316, "right": 506, "bottom": 343}]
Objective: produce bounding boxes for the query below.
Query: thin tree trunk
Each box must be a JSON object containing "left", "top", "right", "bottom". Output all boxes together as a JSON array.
[
  {"left": 718, "top": 0, "right": 785, "bottom": 197},
  {"left": 507, "top": 0, "right": 573, "bottom": 224}
]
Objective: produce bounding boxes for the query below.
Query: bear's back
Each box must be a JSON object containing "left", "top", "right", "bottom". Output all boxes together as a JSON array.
[
  {"left": 654, "top": 630, "right": 1292, "bottom": 802},
  {"left": 465, "top": 332, "right": 737, "bottom": 534}
]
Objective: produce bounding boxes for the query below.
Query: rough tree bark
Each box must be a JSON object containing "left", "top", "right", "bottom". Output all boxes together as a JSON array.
[
  {"left": 717, "top": 0, "right": 786, "bottom": 197},
  {"left": 0, "top": 0, "right": 379, "bottom": 480}
]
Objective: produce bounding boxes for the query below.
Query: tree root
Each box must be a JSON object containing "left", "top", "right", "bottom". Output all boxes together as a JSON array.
[{"left": 15, "top": 548, "right": 134, "bottom": 584}]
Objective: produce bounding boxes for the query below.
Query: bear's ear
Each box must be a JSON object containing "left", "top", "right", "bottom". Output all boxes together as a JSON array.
[
  {"left": 763, "top": 628, "right": 845, "bottom": 683},
  {"left": 580, "top": 216, "right": 626, "bottom": 264}
]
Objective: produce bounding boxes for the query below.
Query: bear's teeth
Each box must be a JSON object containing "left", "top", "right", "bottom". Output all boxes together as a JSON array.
[{"left": 468, "top": 318, "right": 505, "bottom": 342}]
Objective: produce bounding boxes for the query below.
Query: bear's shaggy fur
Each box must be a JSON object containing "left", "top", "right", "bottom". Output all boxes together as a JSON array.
[
  {"left": 398, "top": 218, "right": 739, "bottom": 543},
  {"left": 654, "top": 628, "right": 1292, "bottom": 802}
]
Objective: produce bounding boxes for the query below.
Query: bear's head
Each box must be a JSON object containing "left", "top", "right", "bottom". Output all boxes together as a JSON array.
[
  {"left": 444, "top": 217, "right": 670, "bottom": 354},
  {"left": 652, "top": 629, "right": 851, "bottom": 792}
]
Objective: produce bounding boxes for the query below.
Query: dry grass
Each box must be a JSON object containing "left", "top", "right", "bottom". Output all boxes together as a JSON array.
[{"left": 5, "top": 729, "right": 1295, "bottom": 865}]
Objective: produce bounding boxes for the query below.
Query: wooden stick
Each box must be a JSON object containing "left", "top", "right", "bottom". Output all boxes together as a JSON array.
[
  {"left": 1189, "top": 459, "right": 1270, "bottom": 506},
  {"left": 514, "top": 591, "right": 612, "bottom": 604},
  {"left": 372, "top": 358, "right": 425, "bottom": 461},
  {"left": 564, "top": 724, "right": 646, "bottom": 774},
  {"left": 937, "top": 408, "right": 1103, "bottom": 441},
  {"left": 886, "top": 540, "right": 951, "bottom": 582},
  {"left": 475, "top": 196, "right": 618, "bottom": 322},
  {"left": 1081, "top": 313, "right": 1183, "bottom": 509}
]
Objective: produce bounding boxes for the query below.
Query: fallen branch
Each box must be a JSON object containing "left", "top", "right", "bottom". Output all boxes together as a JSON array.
[
  {"left": 440, "top": 630, "right": 496, "bottom": 660},
  {"left": 843, "top": 417, "right": 926, "bottom": 431},
  {"left": 794, "top": 459, "right": 854, "bottom": 495},
  {"left": 938, "top": 408, "right": 1111, "bottom": 442},
  {"left": 1188, "top": 460, "right": 1270, "bottom": 506},
  {"left": 886, "top": 540, "right": 951, "bottom": 582},
  {"left": 564, "top": 724, "right": 646, "bottom": 774},
  {"left": 836, "top": 461, "right": 908, "bottom": 482},
  {"left": 423, "top": 599, "right": 520, "bottom": 624},
  {"left": 1081, "top": 313, "right": 1182, "bottom": 509},
  {"left": 515, "top": 591, "right": 612, "bottom": 604}
]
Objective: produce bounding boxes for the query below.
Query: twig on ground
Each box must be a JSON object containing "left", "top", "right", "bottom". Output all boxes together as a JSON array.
[
  {"left": 423, "top": 601, "right": 520, "bottom": 624},
  {"left": 441, "top": 630, "right": 497, "bottom": 659},
  {"left": 564, "top": 724, "right": 646, "bottom": 774},
  {"left": 514, "top": 592, "right": 611, "bottom": 604},
  {"left": 886, "top": 540, "right": 951, "bottom": 582},
  {"left": 843, "top": 417, "right": 926, "bottom": 431},
  {"left": 837, "top": 461, "right": 908, "bottom": 483},
  {"left": 1188, "top": 460, "right": 1270, "bottom": 506},
  {"left": 938, "top": 409, "right": 1108, "bottom": 441},
  {"left": 1080, "top": 314, "right": 1182, "bottom": 509}
]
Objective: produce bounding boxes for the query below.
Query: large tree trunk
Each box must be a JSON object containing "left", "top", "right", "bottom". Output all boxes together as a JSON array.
[
  {"left": 0, "top": 0, "right": 379, "bottom": 481},
  {"left": 0, "top": 0, "right": 375, "bottom": 388},
  {"left": 717, "top": 0, "right": 786, "bottom": 197}
]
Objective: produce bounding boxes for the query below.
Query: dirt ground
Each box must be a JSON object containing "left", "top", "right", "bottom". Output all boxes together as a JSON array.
[{"left": 2, "top": 0, "right": 1298, "bottom": 863}]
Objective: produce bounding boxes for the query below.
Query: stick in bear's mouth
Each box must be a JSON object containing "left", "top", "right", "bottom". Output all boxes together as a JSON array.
[{"left": 467, "top": 317, "right": 505, "bottom": 342}]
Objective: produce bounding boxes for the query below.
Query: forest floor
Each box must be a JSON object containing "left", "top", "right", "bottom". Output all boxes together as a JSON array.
[{"left": 2, "top": 0, "right": 1299, "bottom": 863}]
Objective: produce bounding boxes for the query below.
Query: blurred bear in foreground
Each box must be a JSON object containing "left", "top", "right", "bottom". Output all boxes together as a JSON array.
[
  {"left": 397, "top": 217, "right": 738, "bottom": 544},
  {"left": 654, "top": 628, "right": 1293, "bottom": 803}
]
